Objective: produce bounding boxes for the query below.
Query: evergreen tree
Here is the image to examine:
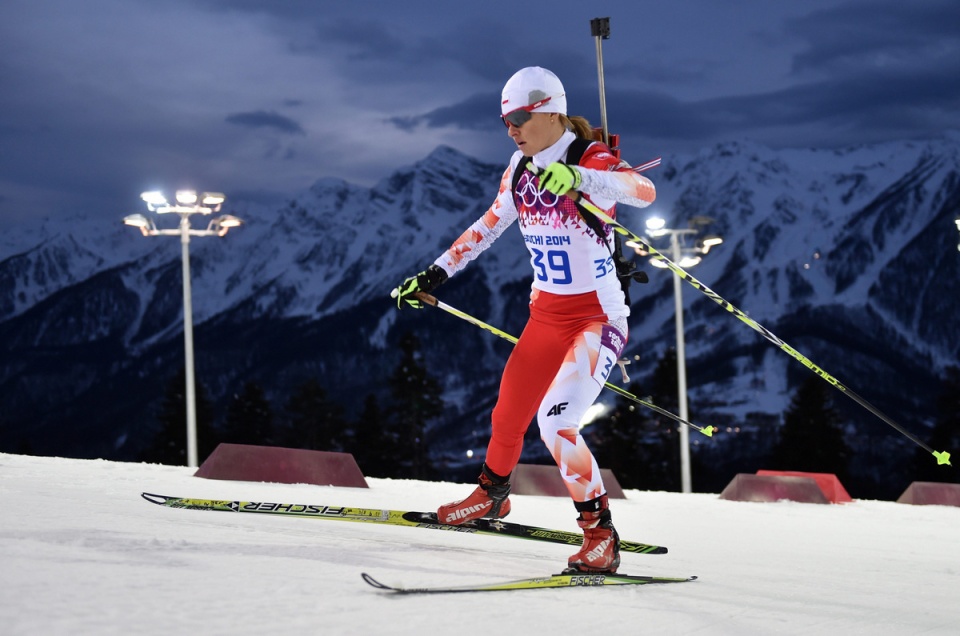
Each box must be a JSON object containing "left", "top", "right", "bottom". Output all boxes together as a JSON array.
[
  {"left": 140, "top": 368, "right": 217, "bottom": 466},
  {"left": 0, "top": 417, "right": 36, "bottom": 456},
  {"left": 351, "top": 393, "right": 398, "bottom": 478},
  {"left": 911, "top": 366, "right": 960, "bottom": 483},
  {"left": 648, "top": 347, "right": 680, "bottom": 414},
  {"left": 221, "top": 381, "right": 275, "bottom": 447},
  {"left": 387, "top": 332, "right": 444, "bottom": 480},
  {"left": 280, "top": 377, "right": 347, "bottom": 452},
  {"left": 770, "top": 374, "right": 851, "bottom": 478}
]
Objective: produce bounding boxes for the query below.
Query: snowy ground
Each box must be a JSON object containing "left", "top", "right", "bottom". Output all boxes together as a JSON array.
[{"left": 1, "top": 453, "right": 957, "bottom": 635}]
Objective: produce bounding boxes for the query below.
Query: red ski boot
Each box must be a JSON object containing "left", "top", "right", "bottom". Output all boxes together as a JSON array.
[
  {"left": 567, "top": 495, "right": 620, "bottom": 573},
  {"left": 437, "top": 464, "right": 511, "bottom": 526}
]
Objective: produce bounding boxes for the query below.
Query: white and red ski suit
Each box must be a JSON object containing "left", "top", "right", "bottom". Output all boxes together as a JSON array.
[{"left": 434, "top": 130, "right": 655, "bottom": 503}]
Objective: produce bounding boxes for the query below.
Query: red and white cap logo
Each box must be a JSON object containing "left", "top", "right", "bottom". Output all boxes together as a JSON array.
[{"left": 501, "top": 66, "right": 567, "bottom": 116}]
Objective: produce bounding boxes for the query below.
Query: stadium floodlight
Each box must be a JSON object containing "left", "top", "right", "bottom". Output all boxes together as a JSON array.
[
  {"left": 175, "top": 190, "right": 198, "bottom": 205},
  {"left": 122, "top": 191, "right": 243, "bottom": 467},
  {"left": 637, "top": 217, "right": 724, "bottom": 493}
]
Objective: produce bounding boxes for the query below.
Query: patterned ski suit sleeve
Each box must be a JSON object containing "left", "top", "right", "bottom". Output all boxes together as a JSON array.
[
  {"left": 433, "top": 164, "right": 519, "bottom": 277},
  {"left": 576, "top": 145, "right": 656, "bottom": 210}
]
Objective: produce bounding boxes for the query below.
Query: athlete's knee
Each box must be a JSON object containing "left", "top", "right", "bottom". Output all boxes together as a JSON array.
[{"left": 537, "top": 406, "right": 580, "bottom": 446}]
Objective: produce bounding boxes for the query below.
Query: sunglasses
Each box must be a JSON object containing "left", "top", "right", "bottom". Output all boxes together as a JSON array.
[{"left": 501, "top": 96, "right": 552, "bottom": 128}]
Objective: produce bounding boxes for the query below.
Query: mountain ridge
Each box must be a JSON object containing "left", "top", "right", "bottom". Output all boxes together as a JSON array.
[{"left": 1, "top": 134, "right": 957, "bottom": 488}]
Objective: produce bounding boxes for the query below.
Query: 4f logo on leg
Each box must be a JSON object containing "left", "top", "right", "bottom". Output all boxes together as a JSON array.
[{"left": 547, "top": 402, "right": 568, "bottom": 416}]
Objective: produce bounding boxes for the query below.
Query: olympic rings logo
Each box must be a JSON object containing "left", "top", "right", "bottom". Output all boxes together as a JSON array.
[{"left": 516, "top": 171, "right": 560, "bottom": 210}]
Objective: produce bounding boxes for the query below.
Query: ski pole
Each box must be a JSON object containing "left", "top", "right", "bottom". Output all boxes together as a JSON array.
[
  {"left": 412, "top": 291, "right": 716, "bottom": 437},
  {"left": 552, "top": 184, "right": 951, "bottom": 467}
]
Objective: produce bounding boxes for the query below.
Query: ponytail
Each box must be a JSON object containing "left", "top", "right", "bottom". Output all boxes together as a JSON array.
[{"left": 560, "top": 115, "right": 594, "bottom": 139}]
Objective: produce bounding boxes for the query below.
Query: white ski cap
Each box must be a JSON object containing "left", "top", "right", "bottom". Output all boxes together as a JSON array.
[{"left": 501, "top": 66, "right": 567, "bottom": 116}]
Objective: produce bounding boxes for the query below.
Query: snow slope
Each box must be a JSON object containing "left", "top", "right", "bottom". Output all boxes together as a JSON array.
[{"left": 1, "top": 453, "right": 957, "bottom": 635}]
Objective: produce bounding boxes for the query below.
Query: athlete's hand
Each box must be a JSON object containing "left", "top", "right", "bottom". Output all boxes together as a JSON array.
[
  {"left": 538, "top": 162, "right": 582, "bottom": 196},
  {"left": 393, "top": 264, "right": 448, "bottom": 309}
]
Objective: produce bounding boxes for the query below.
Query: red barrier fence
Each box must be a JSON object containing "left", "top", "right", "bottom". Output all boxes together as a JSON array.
[
  {"left": 511, "top": 464, "right": 625, "bottom": 499},
  {"left": 756, "top": 470, "right": 852, "bottom": 503},
  {"left": 897, "top": 481, "right": 960, "bottom": 507},
  {"left": 195, "top": 443, "right": 369, "bottom": 488},
  {"left": 719, "top": 473, "right": 832, "bottom": 504}
]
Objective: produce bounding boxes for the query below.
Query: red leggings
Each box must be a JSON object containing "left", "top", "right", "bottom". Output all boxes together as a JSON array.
[{"left": 485, "top": 290, "right": 625, "bottom": 503}]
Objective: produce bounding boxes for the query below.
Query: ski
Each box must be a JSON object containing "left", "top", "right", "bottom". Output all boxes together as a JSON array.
[
  {"left": 361, "top": 571, "right": 696, "bottom": 594},
  {"left": 141, "top": 493, "right": 666, "bottom": 554}
]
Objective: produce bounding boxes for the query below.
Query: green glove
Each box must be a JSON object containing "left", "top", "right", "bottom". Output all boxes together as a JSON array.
[
  {"left": 394, "top": 264, "right": 448, "bottom": 309},
  {"left": 538, "top": 162, "right": 582, "bottom": 196}
]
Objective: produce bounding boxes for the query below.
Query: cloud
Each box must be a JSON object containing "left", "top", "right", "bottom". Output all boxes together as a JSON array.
[
  {"left": 225, "top": 111, "right": 306, "bottom": 135},
  {"left": 389, "top": 93, "right": 494, "bottom": 131},
  {"left": 3, "top": 0, "right": 959, "bottom": 226},
  {"left": 786, "top": 0, "right": 960, "bottom": 75}
]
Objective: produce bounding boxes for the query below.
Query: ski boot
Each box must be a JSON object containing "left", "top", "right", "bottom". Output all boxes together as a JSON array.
[
  {"left": 437, "top": 463, "right": 511, "bottom": 525},
  {"left": 567, "top": 495, "right": 620, "bottom": 573}
]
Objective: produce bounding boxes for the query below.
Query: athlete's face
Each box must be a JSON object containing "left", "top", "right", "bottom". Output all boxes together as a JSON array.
[{"left": 506, "top": 112, "right": 564, "bottom": 157}]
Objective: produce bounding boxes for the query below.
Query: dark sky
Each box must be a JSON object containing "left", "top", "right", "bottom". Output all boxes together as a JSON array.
[{"left": 1, "top": 0, "right": 958, "bottom": 225}]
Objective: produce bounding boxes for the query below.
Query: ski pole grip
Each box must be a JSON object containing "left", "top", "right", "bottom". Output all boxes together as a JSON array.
[{"left": 414, "top": 291, "right": 439, "bottom": 307}]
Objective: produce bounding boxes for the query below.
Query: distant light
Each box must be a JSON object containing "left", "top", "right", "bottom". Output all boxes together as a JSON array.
[
  {"left": 465, "top": 449, "right": 474, "bottom": 459},
  {"left": 140, "top": 191, "right": 167, "bottom": 207},
  {"left": 217, "top": 215, "right": 243, "bottom": 228},
  {"left": 176, "top": 190, "right": 198, "bottom": 205},
  {"left": 700, "top": 235, "right": 723, "bottom": 248},
  {"left": 678, "top": 255, "right": 702, "bottom": 268},
  {"left": 579, "top": 403, "right": 606, "bottom": 429},
  {"left": 122, "top": 214, "right": 151, "bottom": 229},
  {"left": 645, "top": 217, "right": 666, "bottom": 231},
  {"left": 202, "top": 193, "right": 225, "bottom": 206}
]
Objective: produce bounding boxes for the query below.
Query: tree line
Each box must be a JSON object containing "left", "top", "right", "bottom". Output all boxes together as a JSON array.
[
  {"left": 584, "top": 351, "right": 960, "bottom": 498},
  {"left": 140, "top": 334, "right": 960, "bottom": 498},
  {"left": 139, "top": 332, "right": 442, "bottom": 480}
]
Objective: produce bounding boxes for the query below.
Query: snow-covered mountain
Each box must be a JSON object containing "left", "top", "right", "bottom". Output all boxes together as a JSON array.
[
  {"left": 630, "top": 135, "right": 960, "bottom": 488},
  {"left": 1, "top": 136, "right": 958, "bottom": 487}
]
